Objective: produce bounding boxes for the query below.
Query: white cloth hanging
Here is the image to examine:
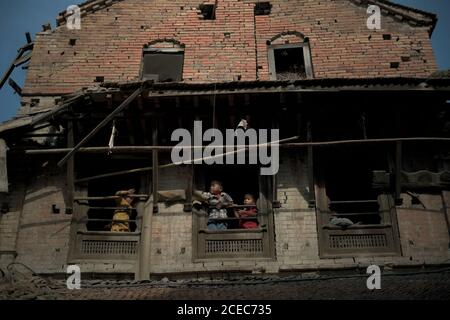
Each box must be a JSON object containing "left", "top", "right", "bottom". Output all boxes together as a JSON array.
[
  {"left": 237, "top": 119, "right": 248, "bottom": 130},
  {"left": 108, "top": 121, "right": 118, "bottom": 154}
]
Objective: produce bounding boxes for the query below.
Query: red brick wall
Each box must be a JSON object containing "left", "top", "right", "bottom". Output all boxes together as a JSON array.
[{"left": 23, "top": 0, "right": 437, "bottom": 95}]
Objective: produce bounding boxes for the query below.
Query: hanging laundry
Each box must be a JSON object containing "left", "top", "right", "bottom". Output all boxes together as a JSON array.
[{"left": 108, "top": 121, "right": 118, "bottom": 155}]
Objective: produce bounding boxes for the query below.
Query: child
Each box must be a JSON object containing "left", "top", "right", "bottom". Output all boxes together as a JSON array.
[
  {"left": 235, "top": 194, "right": 258, "bottom": 229},
  {"left": 110, "top": 188, "right": 135, "bottom": 232},
  {"left": 200, "top": 180, "right": 234, "bottom": 230}
]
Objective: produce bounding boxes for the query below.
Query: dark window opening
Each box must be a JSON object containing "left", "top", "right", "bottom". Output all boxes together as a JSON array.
[
  {"left": 199, "top": 4, "right": 216, "bottom": 20},
  {"left": 272, "top": 46, "right": 308, "bottom": 80},
  {"left": 255, "top": 2, "right": 272, "bottom": 15},
  {"left": 141, "top": 50, "right": 184, "bottom": 82},
  {"left": 197, "top": 165, "right": 260, "bottom": 230},
  {"left": 79, "top": 157, "right": 143, "bottom": 233},
  {"left": 316, "top": 144, "right": 390, "bottom": 226}
]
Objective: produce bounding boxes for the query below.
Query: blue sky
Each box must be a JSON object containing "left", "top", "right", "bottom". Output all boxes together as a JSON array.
[{"left": 0, "top": 0, "right": 449, "bottom": 122}]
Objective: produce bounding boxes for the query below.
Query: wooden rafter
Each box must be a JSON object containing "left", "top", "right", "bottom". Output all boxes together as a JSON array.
[{"left": 57, "top": 86, "right": 144, "bottom": 167}]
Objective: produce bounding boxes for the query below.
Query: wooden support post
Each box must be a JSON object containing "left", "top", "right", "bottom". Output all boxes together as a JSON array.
[
  {"left": 152, "top": 117, "right": 159, "bottom": 214},
  {"left": 0, "top": 139, "right": 8, "bottom": 193},
  {"left": 441, "top": 191, "right": 450, "bottom": 249},
  {"left": 137, "top": 97, "right": 149, "bottom": 145},
  {"left": 137, "top": 196, "right": 153, "bottom": 280},
  {"left": 57, "top": 87, "right": 143, "bottom": 167},
  {"left": 307, "top": 120, "right": 315, "bottom": 208},
  {"left": 67, "top": 187, "right": 89, "bottom": 262},
  {"left": 184, "top": 165, "right": 193, "bottom": 212},
  {"left": 137, "top": 116, "right": 157, "bottom": 280},
  {"left": 272, "top": 116, "right": 280, "bottom": 208},
  {"left": 184, "top": 118, "right": 194, "bottom": 212},
  {"left": 395, "top": 141, "right": 403, "bottom": 205},
  {"left": 66, "top": 121, "right": 75, "bottom": 214}
]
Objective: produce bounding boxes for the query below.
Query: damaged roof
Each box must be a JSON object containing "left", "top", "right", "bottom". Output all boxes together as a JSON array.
[
  {"left": 1, "top": 76, "right": 449, "bottom": 135},
  {"left": 100, "top": 76, "right": 450, "bottom": 92},
  {"left": 55, "top": 0, "right": 438, "bottom": 35}
]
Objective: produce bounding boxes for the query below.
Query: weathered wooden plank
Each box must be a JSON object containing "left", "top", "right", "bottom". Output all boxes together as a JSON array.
[
  {"left": 307, "top": 120, "right": 315, "bottom": 208},
  {"left": 395, "top": 141, "right": 402, "bottom": 204},
  {"left": 0, "top": 139, "right": 8, "bottom": 193},
  {"left": 152, "top": 117, "right": 159, "bottom": 213},
  {"left": 66, "top": 121, "right": 75, "bottom": 214},
  {"left": 30, "top": 94, "right": 84, "bottom": 127}
]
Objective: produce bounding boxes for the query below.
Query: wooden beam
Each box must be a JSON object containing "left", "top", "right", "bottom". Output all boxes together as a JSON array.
[
  {"left": 184, "top": 119, "right": 194, "bottom": 212},
  {"left": 0, "top": 49, "right": 25, "bottom": 90},
  {"left": 23, "top": 146, "right": 173, "bottom": 154},
  {"left": 30, "top": 94, "right": 84, "bottom": 127},
  {"left": 75, "top": 166, "right": 153, "bottom": 183},
  {"left": 395, "top": 141, "right": 403, "bottom": 204},
  {"left": 152, "top": 117, "right": 159, "bottom": 213},
  {"left": 137, "top": 195, "right": 153, "bottom": 280},
  {"left": 0, "top": 139, "right": 8, "bottom": 193},
  {"left": 66, "top": 121, "right": 75, "bottom": 214},
  {"left": 441, "top": 191, "right": 450, "bottom": 249},
  {"left": 14, "top": 52, "right": 32, "bottom": 67},
  {"left": 283, "top": 137, "right": 450, "bottom": 147},
  {"left": 74, "top": 195, "right": 148, "bottom": 201},
  {"left": 307, "top": 120, "right": 315, "bottom": 208},
  {"left": 17, "top": 137, "right": 450, "bottom": 156},
  {"left": 8, "top": 79, "right": 22, "bottom": 96},
  {"left": 25, "top": 32, "right": 32, "bottom": 44},
  {"left": 57, "top": 87, "right": 143, "bottom": 167}
]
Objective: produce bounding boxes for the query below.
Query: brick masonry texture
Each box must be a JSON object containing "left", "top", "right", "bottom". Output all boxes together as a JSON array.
[
  {"left": 12, "top": 172, "right": 71, "bottom": 274},
  {"left": 22, "top": 0, "right": 437, "bottom": 95},
  {"left": 397, "top": 193, "right": 450, "bottom": 261}
]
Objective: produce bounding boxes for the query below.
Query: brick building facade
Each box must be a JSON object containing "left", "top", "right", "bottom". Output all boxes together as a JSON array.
[{"left": 0, "top": 0, "right": 449, "bottom": 280}]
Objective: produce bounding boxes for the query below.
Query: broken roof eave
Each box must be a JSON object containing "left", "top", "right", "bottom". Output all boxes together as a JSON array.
[
  {"left": 2, "top": 77, "right": 450, "bottom": 136},
  {"left": 96, "top": 77, "right": 450, "bottom": 96}
]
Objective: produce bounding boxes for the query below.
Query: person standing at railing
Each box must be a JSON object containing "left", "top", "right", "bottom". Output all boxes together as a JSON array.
[
  {"left": 110, "top": 188, "right": 135, "bottom": 232},
  {"left": 194, "top": 180, "right": 234, "bottom": 230},
  {"left": 235, "top": 194, "right": 259, "bottom": 229}
]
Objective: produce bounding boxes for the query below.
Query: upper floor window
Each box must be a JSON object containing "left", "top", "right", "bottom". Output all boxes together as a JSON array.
[
  {"left": 268, "top": 43, "right": 313, "bottom": 80},
  {"left": 141, "top": 48, "right": 184, "bottom": 82}
]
